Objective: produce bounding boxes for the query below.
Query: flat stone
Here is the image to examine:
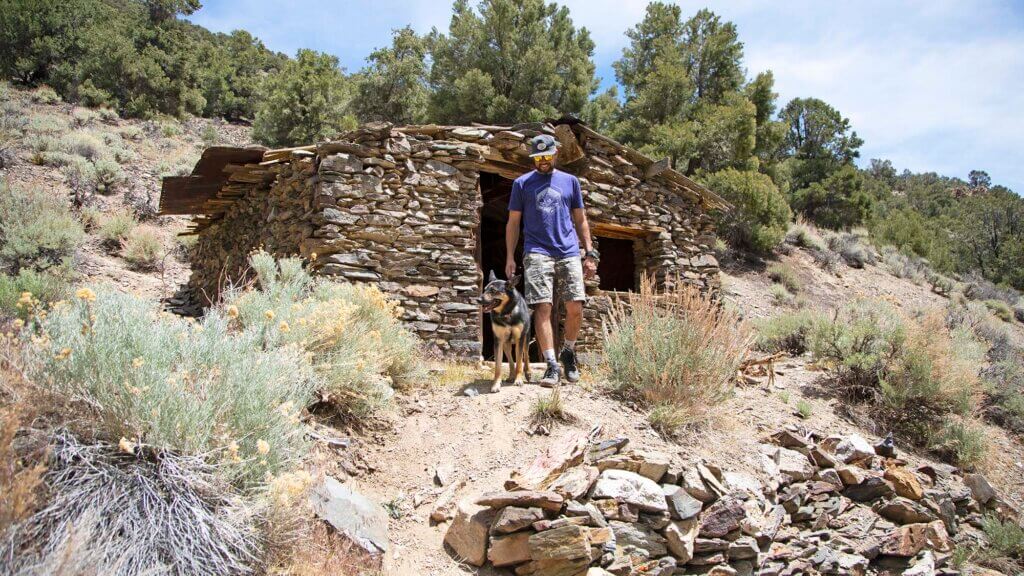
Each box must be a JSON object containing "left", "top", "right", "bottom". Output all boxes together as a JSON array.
[
  {"left": 491, "top": 506, "right": 545, "bottom": 535},
  {"left": 688, "top": 552, "right": 726, "bottom": 566},
  {"left": 834, "top": 434, "right": 875, "bottom": 463},
  {"left": 663, "top": 484, "right": 703, "bottom": 520},
  {"left": 518, "top": 557, "right": 590, "bottom": 576},
  {"left": 699, "top": 494, "right": 747, "bottom": 538},
  {"left": 775, "top": 446, "right": 816, "bottom": 481},
  {"left": 533, "top": 517, "right": 590, "bottom": 532},
  {"left": 488, "top": 531, "right": 532, "bottom": 566},
  {"left": 876, "top": 498, "right": 937, "bottom": 525},
  {"left": 610, "top": 520, "right": 668, "bottom": 557},
  {"left": 771, "top": 429, "right": 812, "bottom": 449},
  {"left": 694, "top": 537, "right": 730, "bottom": 553},
  {"left": 430, "top": 478, "right": 466, "bottom": 523},
  {"left": 591, "top": 469, "right": 668, "bottom": 513},
  {"left": 884, "top": 467, "right": 924, "bottom": 500},
  {"left": 816, "top": 469, "right": 844, "bottom": 491},
  {"left": 444, "top": 498, "right": 496, "bottom": 566},
  {"left": 904, "top": 551, "right": 936, "bottom": 576},
  {"left": 707, "top": 567, "right": 738, "bottom": 576},
  {"left": 476, "top": 490, "right": 564, "bottom": 512},
  {"left": 879, "top": 521, "right": 952, "bottom": 557},
  {"left": 664, "top": 518, "right": 698, "bottom": 562},
  {"left": 964, "top": 473, "right": 997, "bottom": 505},
  {"left": 681, "top": 467, "right": 716, "bottom": 502},
  {"left": 548, "top": 466, "right": 599, "bottom": 500},
  {"left": 593, "top": 499, "right": 638, "bottom": 522},
  {"left": 838, "top": 466, "right": 867, "bottom": 486},
  {"left": 309, "top": 477, "right": 388, "bottom": 557},
  {"left": 528, "top": 524, "right": 591, "bottom": 561},
  {"left": 728, "top": 536, "right": 760, "bottom": 560},
  {"left": 564, "top": 500, "right": 607, "bottom": 527},
  {"left": 844, "top": 476, "right": 895, "bottom": 502},
  {"left": 635, "top": 450, "right": 670, "bottom": 482}
]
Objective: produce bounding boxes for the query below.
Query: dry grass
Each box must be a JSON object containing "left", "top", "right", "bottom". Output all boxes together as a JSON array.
[
  {"left": 270, "top": 521, "right": 383, "bottom": 576},
  {"left": 121, "top": 225, "right": 164, "bottom": 270},
  {"left": 603, "top": 276, "right": 752, "bottom": 427},
  {"left": 0, "top": 406, "right": 45, "bottom": 536},
  {"left": 530, "top": 387, "right": 569, "bottom": 425}
]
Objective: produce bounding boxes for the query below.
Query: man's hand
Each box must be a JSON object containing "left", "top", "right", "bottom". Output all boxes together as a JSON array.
[
  {"left": 583, "top": 258, "right": 597, "bottom": 279},
  {"left": 505, "top": 259, "right": 517, "bottom": 281}
]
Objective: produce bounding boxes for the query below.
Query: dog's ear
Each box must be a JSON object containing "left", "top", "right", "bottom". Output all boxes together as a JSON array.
[
  {"left": 488, "top": 270, "right": 497, "bottom": 283},
  {"left": 508, "top": 274, "right": 521, "bottom": 289}
]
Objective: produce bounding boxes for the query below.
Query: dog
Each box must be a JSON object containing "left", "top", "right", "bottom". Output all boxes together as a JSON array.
[{"left": 480, "top": 270, "right": 532, "bottom": 392}]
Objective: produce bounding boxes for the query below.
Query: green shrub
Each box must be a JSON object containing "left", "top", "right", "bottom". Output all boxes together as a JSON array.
[
  {"left": 981, "top": 514, "right": 1024, "bottom": 559},
  {"left": 25, "top": 114, "right": 66, "bottom": 134},
  {"left": 119, "top": 125, "right": 143, "bottom": 140},
  {"left": 75, "top": 79, "right": 113, "bottom": 109},
  {"left": 201, "top": 124, "right": 221, "bottom": 146},
  {"left": 71, "top": 108, "right": 99, "bottom": 127},
  {"left": 785, "top": 218, "right": 826, "bottom": 251},
  {"left": 881, "top": 246, "right": 929, "bottom": 285},
  {"left": 97, "top": 107, "right": 120, "bottom": 123},
  {"left": 810, "top": 247, "right": 841, "bottom": 272},
  {"left": 0, "top": 268, "right": 69, "bottom": 319},
  {"left": 809, "top": 300, "right": 984, "bottom": 453},
  {"left": 62, "top": 157, "right": 98, "bottom": 198},
  {"left": 159, "top": 120, "right": 181, "bottom": 138},
  {"left": 703, "top": 168, "right": 792, "bottom": 253},
  {"left": 827, "top": 232, "right": 875, "bottom": 268},
  {"left": 929, "top": 273, "right": 955, "bottom": 296},
  {"left": 754, "top": 310, "right": 821, "bottom": 354},
  {"left": 603, "top": 276, "right": 752, "bottom": 426},
  {"left": 19, "top": 286, "right": 316, "bottom": 487},
  {"left": 963, "top": 273, "right": 1020, "bottom": 305},
  {"left": 767, "top": 263, "right": 801, "bottom": 293},
  {"left": 93, "top": 158, "right": 124, "bottom": 193},
  {"left": 224, "top": 251, "right": 421, "bottom": 415},
  {"left": 0, "top": 181, "right": 84, "bottom": 274},
  {"left": 30, "top": 86, "right": 60, "bottom": 105},
  {"left": 986, "top": 299, "right": 1013, "bottom": 323},
  {"left": 122, "top": 226, "right": 163, "bottom": 270},
  {"left": 61, "top": 131, "right": 105, "bottom": 161},
  {"left": 158, "top": 160, "right": 195, "bottom": 178},
  {"left": 770, "top": 283, "right": 793, "bottom": 305},
  {"left": 796, "top": 400, "right": 812, "bottom": 419},
  {"left": 96, "top": 208, "right": 137, "bottom": 249},
  {"left": 933, "top": 419, "right": 988, "bottom": 470}
]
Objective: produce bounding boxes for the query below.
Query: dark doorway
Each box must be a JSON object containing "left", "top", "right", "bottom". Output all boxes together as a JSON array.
[
  {"left": 478, "top": 172, "right": 528, "bottom": 361},
  {"left": 596, "top": 236, "right": 636, "bottom": 292}
]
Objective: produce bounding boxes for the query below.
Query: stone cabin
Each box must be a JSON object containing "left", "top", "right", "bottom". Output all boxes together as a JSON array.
[{"left": 159, "top": 118, "right": 727, "bottom": 359}]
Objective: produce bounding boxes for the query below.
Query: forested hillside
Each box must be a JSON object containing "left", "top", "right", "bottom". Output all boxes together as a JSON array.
[{"left": 2, "top": 0, "right": 1022, "bottom": 294}]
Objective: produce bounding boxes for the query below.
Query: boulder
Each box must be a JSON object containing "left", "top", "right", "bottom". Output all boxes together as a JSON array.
[
  {"left": 844, "top": 476, "right": 895, "bottom": 502},
  {"left": 491, "top": 506, "right": 545, "bottom": 535},
  {"left": 879, "top": 521, "right": 952, "bottom": 557},
  {"left": 964, "top": 473, "right": 997, "bottom": 505},
  {"left": 430, "top": 478, "right": 466, "bottom": 523},
  {"left": 834, "top": 434, "right": 875, "bottom": 463},
  {"left": 775, "top": 446, "right": 816, "bottom": 481},
  {"left": 444, "top": 498, "right": 496, "bottom": 566},
  {"left": 876, "top": 498, "right": 937, "bottom": 525},
  {"left": 590, "top": 469, "right": 668, "bottom": 513},
  {"left": 663, "top": 484, "right": 703, "bottom": 520},
  {"left": 664, "top": 518, "right": 698, "bottom": 562},
  {"left": 548, "top": 466, "right": 599, "bottom": 500},
  {"left": 884, "top": 467, "right": 924, "bottom": 500},
  {"left": 728, "top": 536, "right": 760, "bottom": 560},
  {"left": 476, "top": 490, "right": 564, "bottom": 512},
  {"left": 309, "top": 476, "right": 389, "bottom": 560},
  {"left": 681, "top": 467, "right": 716, "bottom": 502},
  {"left": 837, "top": 466, "right": 867, "bottom": 486},
  {"left": 610, "top": 520, "right": 668, "bottom": 557},
  {"left": 699, "top": 495, "right": 747, "bottom": 538},
  {"left": 635, "top": 450, "right": 670, "bottom": 482},
  {"left": 528, "top": 524, "right": 591, "bottom": 561},
  {"left": 488, "top": 532, "right": 532, "bottom": 567}
]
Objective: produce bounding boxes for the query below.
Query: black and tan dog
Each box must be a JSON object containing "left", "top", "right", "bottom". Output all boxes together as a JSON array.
[{"left": 480, "top": 271, "right": 532, "bottom": 392}]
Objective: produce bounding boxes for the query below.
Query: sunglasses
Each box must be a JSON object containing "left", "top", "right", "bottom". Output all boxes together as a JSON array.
[{"left": 533, "top": 154, "right": 555, "bottom": 162}]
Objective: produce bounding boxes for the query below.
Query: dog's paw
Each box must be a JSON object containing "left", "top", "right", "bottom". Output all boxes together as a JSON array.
[
  {"left": 490, "top": 381, "right": 502, "bottom": 393},
  {"left": 513, "top": 377, "right": 525, "bottom": 386}
]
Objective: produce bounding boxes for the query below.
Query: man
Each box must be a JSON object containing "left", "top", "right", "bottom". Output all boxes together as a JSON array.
[{"left": 506, "top": 134, "right": 599, "bottom": 386}]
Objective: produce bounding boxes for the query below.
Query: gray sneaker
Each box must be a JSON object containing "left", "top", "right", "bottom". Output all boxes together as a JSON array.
[
  {"left": 560, "top": 348, "right": 580, "bottom": 383},
  {"left": 540, "top": 363, "right": 560, "bottom": 387}
]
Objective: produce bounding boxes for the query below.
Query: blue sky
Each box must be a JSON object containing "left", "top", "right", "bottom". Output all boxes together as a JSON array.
[{"left": 189, "top": 1, "right": 1024, "bottom": 192}]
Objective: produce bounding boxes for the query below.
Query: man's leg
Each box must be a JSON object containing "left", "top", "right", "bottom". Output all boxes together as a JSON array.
[
  {"left": 556, "top": 257, "right": 586, "bottom": 383},
  {"left": 524, "top": 253, "right": 560, "bottom": 386}
]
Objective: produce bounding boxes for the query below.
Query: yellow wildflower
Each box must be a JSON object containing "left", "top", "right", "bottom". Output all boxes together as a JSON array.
[
  {"left": 12, "top": 319, "right": 24, "bottom": 330},
  {"left": 226, "top": 305, "right": 239, "bottom": 319},
  {"left": 310, "top": 252, "right": 318, "bottom": 261},
  {"left": 118, "top": 437, "right": 136, "bottom": 454},
  {"left": 53, "top": 347, "right": 72, "bottom": 361},
  {"left": 75, "top": 287, "right": 96, "bottom": 302},
  {"left": 256, "top": 439, "right": 270, "bottom": 455},
  {"left": 132, "top": 357, "right": 144, "bottom": 368},
  {"left": 279, "top": 321, "right": 290, "bottom": 333},
  {"left": 264, "top": 310, "right": 275, "bottom": 321}
]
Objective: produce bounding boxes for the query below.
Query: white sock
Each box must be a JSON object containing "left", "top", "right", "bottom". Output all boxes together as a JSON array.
[
  {"left": 543, "top": 349, "right": 557, "bottom": 364},
  {"left": 563, "top": 340, "right": 576, "bottom": 351}
]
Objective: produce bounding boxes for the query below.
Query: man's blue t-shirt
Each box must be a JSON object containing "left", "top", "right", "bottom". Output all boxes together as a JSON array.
[{"left": 509, "top": 169, "right": 584, "bottom": 259}]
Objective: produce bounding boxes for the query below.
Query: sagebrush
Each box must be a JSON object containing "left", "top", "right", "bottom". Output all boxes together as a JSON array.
[{"left": 603, "top": 276, "right": 751, "bottom": 429}]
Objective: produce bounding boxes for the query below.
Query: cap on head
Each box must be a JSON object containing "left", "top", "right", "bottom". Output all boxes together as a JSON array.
[{"left": 529, "top": 134, "right": 559, "bottom": 157}]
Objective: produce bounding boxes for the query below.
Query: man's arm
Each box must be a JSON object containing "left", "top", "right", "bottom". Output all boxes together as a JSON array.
[
  {"left": 506, "top": 210, "right": 522, "bottom": 279},
  {"left": 572, "top": 207, "right": 597, "bottom": 279}
]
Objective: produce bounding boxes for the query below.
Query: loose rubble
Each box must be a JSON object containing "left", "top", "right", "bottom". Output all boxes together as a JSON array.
[{"left": 444, "top": 427, "right": 1017, "bottom": 575}]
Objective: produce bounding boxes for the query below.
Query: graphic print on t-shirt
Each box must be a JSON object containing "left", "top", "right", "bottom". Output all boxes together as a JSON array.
[{"left": 537, "top": 186, "right": 560, "bottom": 214}]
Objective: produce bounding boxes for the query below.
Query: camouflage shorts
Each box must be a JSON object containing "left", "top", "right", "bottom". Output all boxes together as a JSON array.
[{"left": 523, "top": 252, "right": 586, "bottom": 305}]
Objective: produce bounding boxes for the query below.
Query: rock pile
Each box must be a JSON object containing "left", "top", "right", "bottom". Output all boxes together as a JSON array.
[{"left": 444, "top": 427, "right": 1013, "bottom": 575}]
